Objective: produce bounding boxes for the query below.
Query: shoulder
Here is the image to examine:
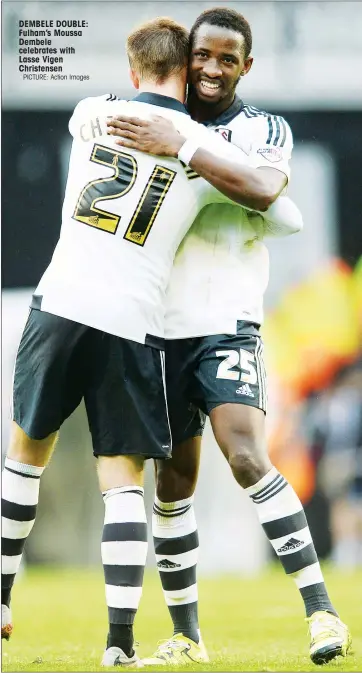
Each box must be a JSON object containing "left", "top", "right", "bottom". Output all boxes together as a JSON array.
[
  {"left": 236, "top": 103, "right": 291, "bottom": 128},
  {"left": 72, "top": 93, "right": 121, "bottom": 114},
  {"left": 230, "top": 104, "right": 292, "bottom": 147},
  {"left": 68, "top": 93, "right": 124, "bottom": 136}
]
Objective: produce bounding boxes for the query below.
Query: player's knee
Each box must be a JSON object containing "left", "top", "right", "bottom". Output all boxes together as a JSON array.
[
  {"left": 224, "top": 434, "right": 271, "bottom": 488},
  {"left": 97, "top": 454, "right": 145, "bottom": 492},
  {"left": 228, "top": 448, "right": 263, "bottom": 487}
]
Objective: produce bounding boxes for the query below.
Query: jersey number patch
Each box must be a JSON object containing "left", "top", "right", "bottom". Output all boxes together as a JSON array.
[
  {"left": 73, "top": 144, "right": 176, "bottom": 246},
  {"left": 215, "top": 349, "right": 257, "bottom": 384}
]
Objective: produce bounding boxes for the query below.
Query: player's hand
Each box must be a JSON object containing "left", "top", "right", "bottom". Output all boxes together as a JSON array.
[{"left": 107, "top": 115, "right": 185, "bottom": 158}]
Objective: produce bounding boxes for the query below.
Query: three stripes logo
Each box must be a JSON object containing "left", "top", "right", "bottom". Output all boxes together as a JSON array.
[
  {"left": 277, "top": 537, "right": 304, "bottom": 553},
  {"left": 250, "top": 473, "right": 288, "bottom": 504},
  {"left": 241, "top": 105, "right": 287, "bottom": 148},
  {"left": 157, "top": 559, "right": 181, "bottom": 569},
  {"left": 179, "top": 160, "right": 199, "bottom": 181},
  {"left": 153, "top": 502, "right": 192, "bottom": 518},
  {"left": 235, "top": 383, "right": 254, "bottom": 398}
]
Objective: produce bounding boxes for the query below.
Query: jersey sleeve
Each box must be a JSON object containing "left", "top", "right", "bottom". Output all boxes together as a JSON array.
[
  {"left": 250, "top": 114, "right": 293, "bottom": 182},
  {"left": 250, "top": 196, "right": 303, "bottom": 238}
]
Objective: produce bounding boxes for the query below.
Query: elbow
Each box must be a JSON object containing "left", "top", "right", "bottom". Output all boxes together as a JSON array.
[
  {"left": 253, "top": 191, "right": 276, "bottom": 212},
  {"left": 253, "top": 182, "right": 281, "bottom": 211}
]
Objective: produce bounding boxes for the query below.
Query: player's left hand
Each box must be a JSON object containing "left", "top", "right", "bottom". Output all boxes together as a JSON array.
[{"left": 107, "top": 115, "right": 185, "bottom": 157}]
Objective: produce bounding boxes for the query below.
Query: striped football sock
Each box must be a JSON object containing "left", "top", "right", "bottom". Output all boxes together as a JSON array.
[
  {"left": 102, "top": 486, "right": 148, "bottom": 656},
  {"left": 153, "top": 496, "right": 200, "bottom": 643},
  {"left": 246, "top": 467, "right": 337, "bottom": 617},
  {"left": 1, "top": 458, "right": 44, "bottom": 607}
]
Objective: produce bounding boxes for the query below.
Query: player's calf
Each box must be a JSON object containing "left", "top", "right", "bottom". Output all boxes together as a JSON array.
[
  {"left": 153, "top": 439, "right": 202, "bottom": 646},
  {"left": 210, "top": 405, "right": 350, "bottom": 659},
  {"left": 1, "top": 425, "right": 54, "bottom": 631},
  {"left": 97, "top": 456, "right": 147, "bottom": 664}
]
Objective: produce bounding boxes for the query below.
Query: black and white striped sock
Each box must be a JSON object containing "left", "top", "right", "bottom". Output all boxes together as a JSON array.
[
  {"left": 1, "top": 458, "right": 44, "bottom": 607},
  {"left": 246, "top": 467, "right": 337, "bottom": 617},
  {"left": 102, "top": 486, "right": 148, "bottom": 656},
  {"left": 153, "top": 496, "right": 200, "bottom": 644}
]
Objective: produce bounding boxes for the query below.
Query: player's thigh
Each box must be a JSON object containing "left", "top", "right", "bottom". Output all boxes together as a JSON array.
[
  {"left": 84, "top": 334, "right": 171, "bottom": 460},
  {"left": 210, "top": 403, "right": 268, "bottom": 462},
  {"left": 165, "top": 338, "right": 206, "bottom": 447},
  {"left": 12, "top": 309, "right": 88, "bottom": 440}
]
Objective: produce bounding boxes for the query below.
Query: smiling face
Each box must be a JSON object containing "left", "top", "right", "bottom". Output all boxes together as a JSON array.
[{"left": 189, "top": 23, "right": 253, "bottom": 117}]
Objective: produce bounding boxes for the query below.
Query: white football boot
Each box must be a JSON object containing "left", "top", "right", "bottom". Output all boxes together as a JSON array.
[
  {"left": 101, "top": 646, "right": 143, "bottom": 667},
  {"left": 1, "top": 605, "right": 13, "bottom": 640}
]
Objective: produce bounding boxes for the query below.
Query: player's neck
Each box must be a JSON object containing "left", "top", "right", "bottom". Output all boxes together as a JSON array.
[
  {"left": 137, "top": 79, "right": 186, "bottom": 104},
  {"left": 188, "top": 89, "right": 236, "bottom": 123}
]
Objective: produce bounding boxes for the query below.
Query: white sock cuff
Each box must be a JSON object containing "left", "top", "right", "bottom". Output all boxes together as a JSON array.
[
  {"left": 154, "top": 495, "right": 194, "bottom": 512},
  {"left": 245, "top": 466, "right": 281, "bottom": 497},
  {"left": 103, "top": 485, "right": 144, "bottom": 501},
  {"left": 4, "top": 457, "right": 45, "bottom": 477}
]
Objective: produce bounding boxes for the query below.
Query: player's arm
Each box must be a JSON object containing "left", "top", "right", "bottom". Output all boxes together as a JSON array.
[{"left": 107, "top": 115, "right": 286, "bottom": 212}]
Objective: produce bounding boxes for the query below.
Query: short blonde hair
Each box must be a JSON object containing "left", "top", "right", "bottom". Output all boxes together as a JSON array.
[{"left": 127, "top": 17, "right": 189, "bottom": 82}]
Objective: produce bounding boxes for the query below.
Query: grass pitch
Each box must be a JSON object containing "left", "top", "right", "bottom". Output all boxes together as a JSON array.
[{"left": 2, "top": 565, "right": 361, "bottom": 672}]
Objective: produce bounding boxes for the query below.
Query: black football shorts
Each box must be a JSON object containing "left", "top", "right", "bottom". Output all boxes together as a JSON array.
[
  {"left": 13, "top": 309, "right": 171, "bottom": 458},
  {"left": 165, "top": 321, "right": 267, "bottom": 445}
]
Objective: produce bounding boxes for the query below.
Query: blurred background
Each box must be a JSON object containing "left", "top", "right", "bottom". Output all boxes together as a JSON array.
[{"left": 2, "top": 0, "right": 362, "bottom": 576}]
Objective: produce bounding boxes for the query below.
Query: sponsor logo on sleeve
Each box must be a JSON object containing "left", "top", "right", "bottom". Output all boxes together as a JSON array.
[{"left": 257, "top": 147, "right": 283, "bottom": 163}]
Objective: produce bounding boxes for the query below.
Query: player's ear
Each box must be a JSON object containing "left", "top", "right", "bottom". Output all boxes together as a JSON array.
[
  {"left": 241, "top": 56, "right": 253, "bottom": 76},
  {"left": 129, "top": 69, "right": 140, "bottom": 89}
]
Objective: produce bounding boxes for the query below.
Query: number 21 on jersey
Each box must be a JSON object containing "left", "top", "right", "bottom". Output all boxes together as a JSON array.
[{"left": 73, "top": 144, "right": 176, "bottom": 246}]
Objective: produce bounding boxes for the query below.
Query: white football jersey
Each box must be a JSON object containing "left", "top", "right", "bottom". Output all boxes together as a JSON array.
[
  {"left": 33, "top": 93, "right": 252, "bottom": 345},
  {"left": 165, "top": 99, "right": 293, "bottom": 339}
]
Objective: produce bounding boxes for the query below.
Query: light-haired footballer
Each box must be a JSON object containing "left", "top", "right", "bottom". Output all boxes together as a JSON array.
[
  {"left": 108, "top": 7, "right": 351, "bottom": 668},
  {"left": 1, "top": 16, "right": 303, "bottom": 668}
]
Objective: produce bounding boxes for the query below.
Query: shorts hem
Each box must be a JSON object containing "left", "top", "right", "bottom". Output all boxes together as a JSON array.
[
  {"left": 12, "top": 417, "right": 61, "bottom": 441},
  {"left": 93, "top": 450, "right": 172, "bottom": 460},
  {"left": 172, "top": 427, "right": 204, "bottom": 446},
  {"left": 206, "top": 399, "right": 266, "bottom": 415}
]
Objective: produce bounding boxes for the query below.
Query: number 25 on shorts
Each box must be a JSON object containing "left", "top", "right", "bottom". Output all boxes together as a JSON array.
[{"left": 216, "top": 348, "right": 257, "bottom": 384}]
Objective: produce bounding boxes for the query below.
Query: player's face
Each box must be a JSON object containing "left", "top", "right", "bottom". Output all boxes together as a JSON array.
[{"left": 189, "top": 24, "right": 252, "bottom": 108}]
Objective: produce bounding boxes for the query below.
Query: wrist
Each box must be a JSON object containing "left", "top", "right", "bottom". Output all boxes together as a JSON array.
[
  {"left": 177, "top": 138, "right": 200, "bottom": 165},
  {"left": 171, "top": 135, "right": 186, "bottom": 158}
]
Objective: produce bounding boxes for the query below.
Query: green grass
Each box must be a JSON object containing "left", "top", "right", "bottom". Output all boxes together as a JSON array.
[{"left": 2, "top": 565, "right": 361, "bottom": 672}]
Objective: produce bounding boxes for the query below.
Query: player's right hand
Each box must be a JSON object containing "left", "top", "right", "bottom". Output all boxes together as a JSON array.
[{"left": 107, "top": 115, "right": 184, "bottom": 158}]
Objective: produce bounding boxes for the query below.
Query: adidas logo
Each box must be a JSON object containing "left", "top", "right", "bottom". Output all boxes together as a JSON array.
[
  {"left": 157, "top": 559, "right": 181, "bottom": 569},
  {"left": 277, "top": 537, "right": 304, "bottom": 553},
  {"left": 235, "top": 383, "right": 254, "bottom": 397}
]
